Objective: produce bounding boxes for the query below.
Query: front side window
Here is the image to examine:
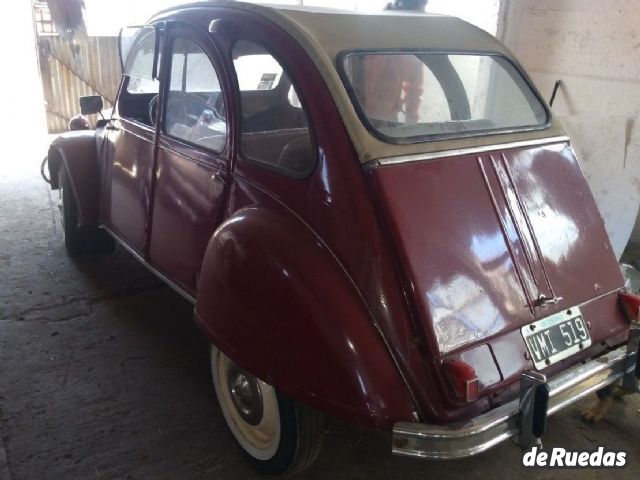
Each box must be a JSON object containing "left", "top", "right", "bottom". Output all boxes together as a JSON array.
[
  {"left": 118, "top": 26, "right": 159, "bottom": 126},
  {"left": 124, "top": 28, "right": 159, "bottom": 94},
  {"left": 233, "top": 40, "right": 315, "bottom": 177},
  {"left": 164, "top": 38, "right": 227, "bottom": 152},
  {"left": 342, "top": 52, "right": 548, "bottom": 142}
]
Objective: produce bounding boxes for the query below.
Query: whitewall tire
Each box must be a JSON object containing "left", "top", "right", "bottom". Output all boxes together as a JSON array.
[{"left": 210, "top": 345, "right": 324, "bottom": 475}]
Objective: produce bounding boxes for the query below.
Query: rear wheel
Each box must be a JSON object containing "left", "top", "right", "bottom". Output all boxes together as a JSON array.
[
  {"left": 58, "top": 166, "right": 115, "bottom": 255},
  {"left": 210, "top": 345, "right": 324, "bottom": 475}
]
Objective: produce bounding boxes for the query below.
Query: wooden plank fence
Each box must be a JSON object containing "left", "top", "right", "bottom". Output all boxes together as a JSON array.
[{"left": 37, "top": 35, "right": 121, "bottom": 132}]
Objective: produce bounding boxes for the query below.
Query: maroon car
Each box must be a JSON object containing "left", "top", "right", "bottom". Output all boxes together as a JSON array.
[{"left": 45, "top": 1, "right": 639, "bottom": 474}]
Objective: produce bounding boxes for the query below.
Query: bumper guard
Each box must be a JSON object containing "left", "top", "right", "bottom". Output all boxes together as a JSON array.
[{"left": 392, "top": 322, "right": 640, "bottom": 460}]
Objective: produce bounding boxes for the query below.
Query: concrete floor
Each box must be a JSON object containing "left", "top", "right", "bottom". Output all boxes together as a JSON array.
[{"left": 1, "top": 153, "right": 639, "bottom": 480}]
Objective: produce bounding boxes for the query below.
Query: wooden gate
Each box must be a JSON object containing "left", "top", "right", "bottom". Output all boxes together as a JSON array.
[{"left": 37, "top": 34, "right": 121, "bottom": 132}]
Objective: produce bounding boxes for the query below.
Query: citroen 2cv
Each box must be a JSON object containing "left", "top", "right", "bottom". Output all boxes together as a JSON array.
[{"left": 44, "top": 1, "right": 640, "bottom": 475}]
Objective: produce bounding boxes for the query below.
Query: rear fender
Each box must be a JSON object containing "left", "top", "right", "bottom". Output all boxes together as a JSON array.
[
  {"left": 47, "top": 131, "right": 100, "bottom": 226},
  {"left": 194, "top": 206, "right": 417, "bottom": 429}
]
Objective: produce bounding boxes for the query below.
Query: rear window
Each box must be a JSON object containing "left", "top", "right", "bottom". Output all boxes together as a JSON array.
[{"left": 341, "top": 52, "right": 548, "bottom": 143}]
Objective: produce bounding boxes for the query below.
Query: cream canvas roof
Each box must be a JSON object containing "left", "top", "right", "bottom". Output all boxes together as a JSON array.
[{"left": 155, "top": 1, "right": 564, "bottom": 163}]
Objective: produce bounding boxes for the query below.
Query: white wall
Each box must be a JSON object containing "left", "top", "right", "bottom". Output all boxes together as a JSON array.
[
  {"left": 499, "top": 0, "right": 640, "bottom": 258},
  {"left": 428, "top": 0, "right": 500, "bottom": 35}
]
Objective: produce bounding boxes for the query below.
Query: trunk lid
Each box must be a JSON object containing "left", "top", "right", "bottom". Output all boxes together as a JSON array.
[{"left": 370, "top": 140, "right": 625, "bottom": 361}]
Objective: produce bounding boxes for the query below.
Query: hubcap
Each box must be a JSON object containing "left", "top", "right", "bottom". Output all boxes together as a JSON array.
[
  {"left": 211, "top": 346, "right": 281, "bottom": 460},
  {"left": 227, "top": 365, "right": 264, "bottom": 426}
]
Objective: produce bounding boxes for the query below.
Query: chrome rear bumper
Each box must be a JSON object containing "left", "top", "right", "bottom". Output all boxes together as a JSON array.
[{"left": 392, "top": 325, "right": 639, "bottom": 460}]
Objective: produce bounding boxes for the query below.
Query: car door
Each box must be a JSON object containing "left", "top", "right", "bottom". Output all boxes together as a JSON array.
[
  {"left": 147, "top": 26, "right": 231, "bottom": 296},
  {"left": 101, "top": 25, "right": 161, "bottom": 254}
]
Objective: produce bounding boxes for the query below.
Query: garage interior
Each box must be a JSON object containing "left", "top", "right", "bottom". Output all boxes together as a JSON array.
[{"left": 1, "top": 0, "right": 640, "bottom": 479}]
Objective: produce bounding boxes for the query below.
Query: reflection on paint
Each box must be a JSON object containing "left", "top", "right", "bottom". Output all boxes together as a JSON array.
[
  {"left": 470, "top": 231, "right": 522, "bottom": 317},
  {"left": 527, "top": 202, "right": 579, "bottom": 265},
  {"left": 317, "top": 150, "right": 333, "bottom": 200},
  {"left": 470, "top": 230, "right": 505, "bottom": 264},
  {"left": 428, "top": 274, "right": 504, "bottom": 353},
  {"left": 517, "top": 148, "right": 579, "bottom": 265},
  {"left": 113, "top": 161, "right": 137, "bottom": 178}
]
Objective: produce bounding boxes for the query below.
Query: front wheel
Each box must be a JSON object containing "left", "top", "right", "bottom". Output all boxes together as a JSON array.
[
  {"left": 210, "top": 345, "right": 324, "bottom": 475},
  {"left": 58, "top": 165, "right": 115, "bottom": 255}
]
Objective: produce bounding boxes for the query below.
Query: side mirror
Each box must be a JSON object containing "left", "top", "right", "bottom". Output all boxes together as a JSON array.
[{"left": 79, "top": 95, "right": 103, "bottom": 115}]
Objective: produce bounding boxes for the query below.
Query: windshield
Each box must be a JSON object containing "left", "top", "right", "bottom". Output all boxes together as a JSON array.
[{"left": 341, "top": 52, "right": 548, "bottom": 142}]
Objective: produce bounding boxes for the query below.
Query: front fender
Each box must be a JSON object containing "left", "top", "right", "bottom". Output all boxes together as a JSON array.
[
  {"left": 47, "top": 130, "right": 100, "bottom": 226},
  {"left": 194, "top": 206, "right": 417, "bottom": 429}
]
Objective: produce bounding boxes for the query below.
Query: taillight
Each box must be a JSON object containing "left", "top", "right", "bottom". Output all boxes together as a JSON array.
[
  {"left": 619, "top": 291, "right": 640, "bottom": 322},
  {"left": 446, "top": 359, "right": 480, "bottom": 403}
]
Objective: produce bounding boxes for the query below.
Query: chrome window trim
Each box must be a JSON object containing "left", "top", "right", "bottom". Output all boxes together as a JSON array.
[{"left": 366, "top": 135, "right": 571, "bottom": 168}]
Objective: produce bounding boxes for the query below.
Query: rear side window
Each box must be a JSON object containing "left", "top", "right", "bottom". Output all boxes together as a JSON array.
[
  {"left": 342, "top": 52, "right": 548, "bottom": 143},
  {"left": 232, "top": 40, "right": 315, "bottom": 178}
]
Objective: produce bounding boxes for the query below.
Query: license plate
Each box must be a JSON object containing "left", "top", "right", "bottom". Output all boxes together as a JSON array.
[{"left": 521, "top": 307, "right": 591, "bottom": 369}]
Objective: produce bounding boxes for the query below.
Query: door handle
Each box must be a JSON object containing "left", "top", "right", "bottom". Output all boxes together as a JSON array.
[{"left": 211, "top": 172, "right": 226, "bottom": 184}]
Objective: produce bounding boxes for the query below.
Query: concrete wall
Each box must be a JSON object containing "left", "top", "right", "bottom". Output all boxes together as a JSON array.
[
  {"left": 498, "top": 0, "right": 640, "bottom": 259},
  {"left": 427, "top": 0, "right": 501, "bottom": 35}
]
